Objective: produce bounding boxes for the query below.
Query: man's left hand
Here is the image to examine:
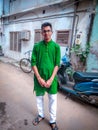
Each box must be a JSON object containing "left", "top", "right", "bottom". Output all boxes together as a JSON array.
[{"left": 45, "top": 78, "right": 53, "bottom": 88}]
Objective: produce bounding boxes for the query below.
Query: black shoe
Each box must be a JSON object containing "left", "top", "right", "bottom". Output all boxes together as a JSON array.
[
  {"left": 50, "top": 122, "right": 58, "bottom": 130},
  {"left": 32, "top": 115, "right": 44, "bottom": 126}
]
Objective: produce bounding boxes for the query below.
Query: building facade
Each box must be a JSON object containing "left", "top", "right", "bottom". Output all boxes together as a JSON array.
[{"left": 0, "top": 0, "right": 97, "bottom": 72}]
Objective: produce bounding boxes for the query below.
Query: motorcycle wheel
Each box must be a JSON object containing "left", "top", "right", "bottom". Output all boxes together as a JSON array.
[
  {"left": 89, "top": 95, "right": 98, "bottom": 106},
  {"left": 80, "top": 94, "right": 98, "bottom": 107}
]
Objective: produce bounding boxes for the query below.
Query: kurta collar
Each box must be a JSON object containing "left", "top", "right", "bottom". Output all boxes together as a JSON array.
[{"left": 43, "top": 39, "right": 52, "bottom": 46}]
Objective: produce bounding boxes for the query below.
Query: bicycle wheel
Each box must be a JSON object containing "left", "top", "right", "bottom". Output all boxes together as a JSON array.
[{"left": 20, "top": 58, "right": 32, "bottom": 73}]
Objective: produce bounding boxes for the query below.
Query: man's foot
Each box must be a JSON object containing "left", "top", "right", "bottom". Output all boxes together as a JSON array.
[
  {"left": 50, "top": 122, "right": 58, "bottom": 130},
  {"left": 32, "top": 115, "right": 44, "bottom": 126}
]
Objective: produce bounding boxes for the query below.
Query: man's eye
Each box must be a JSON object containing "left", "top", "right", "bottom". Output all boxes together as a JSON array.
[{"left": 43, "top": 30, "right": 51, "bottom": 33}]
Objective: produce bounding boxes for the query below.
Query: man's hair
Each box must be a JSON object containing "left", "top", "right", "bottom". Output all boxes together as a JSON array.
[{"left": 41, "top": 22, "right": 52, "bottom": 30}]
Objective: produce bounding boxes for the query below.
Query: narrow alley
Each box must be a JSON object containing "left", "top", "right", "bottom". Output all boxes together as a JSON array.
[{"left": 0, "top": 62, "right": 98, "bottom": 130}]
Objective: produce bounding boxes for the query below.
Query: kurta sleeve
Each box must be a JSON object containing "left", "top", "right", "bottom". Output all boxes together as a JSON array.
[
  {"left": 55, "top": 45, "right": 61, "bottom": 67},
  {"left": 31, "top": 45, "right": 37, "bottom": 67}
]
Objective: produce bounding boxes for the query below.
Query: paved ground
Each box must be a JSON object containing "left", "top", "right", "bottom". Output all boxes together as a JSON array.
[{"left": 0, "top": 57, "right": 98, "bottom": 130}]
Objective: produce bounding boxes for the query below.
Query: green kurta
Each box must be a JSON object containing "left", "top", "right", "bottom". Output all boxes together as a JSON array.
[{"left": 31, "top": 40, "right": 61, "bottom": 96}]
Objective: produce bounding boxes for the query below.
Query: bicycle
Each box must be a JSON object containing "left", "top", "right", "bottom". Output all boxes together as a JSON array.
[{"left": 20, "top": 50, "right": 32, "bottom": 73}]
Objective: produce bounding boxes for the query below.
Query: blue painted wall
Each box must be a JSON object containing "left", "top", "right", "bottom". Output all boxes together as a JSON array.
[
  {"left": 0, "top": 0, "right": 10, "bottom": 15},
  {"left": 90, "top": 2, "right": 98, "bottom": 42},
  {"left": 0, "top": 0, "right": 3, "bottom": 16},
  {"left": 3, "top": 0, "right": 10, "bottom": 15},
  {"left": 87, "top": 0, "right": 98, "bottom": 72}
]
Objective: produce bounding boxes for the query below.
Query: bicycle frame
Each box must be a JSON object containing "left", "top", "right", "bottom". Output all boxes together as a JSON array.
[{"left": 20, "top": 50, "right": 32, "bottom": 73}]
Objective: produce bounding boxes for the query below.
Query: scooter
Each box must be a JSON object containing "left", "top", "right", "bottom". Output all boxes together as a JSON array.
[{"left": 57, "top": 52, "right": 98, "bottom": 107}]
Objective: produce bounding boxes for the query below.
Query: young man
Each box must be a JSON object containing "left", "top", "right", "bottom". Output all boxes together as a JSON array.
[{"left": 31, "top": 22, "right": 61, "bottom": 130}]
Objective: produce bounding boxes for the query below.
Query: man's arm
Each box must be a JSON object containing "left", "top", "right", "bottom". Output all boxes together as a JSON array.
[{"left": 32, "top": 66, "right": 46, "bottom": 87}]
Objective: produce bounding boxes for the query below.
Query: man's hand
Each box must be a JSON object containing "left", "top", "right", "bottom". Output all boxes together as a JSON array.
[
  {"left": 45, "top": 78, "right": 53, "bottom": 88},
  {"left": 44, "top": 66, "right": 58, "bottom": 88},
  {"left": 38, "top": 77, "right": 46, "bottom": 87}
]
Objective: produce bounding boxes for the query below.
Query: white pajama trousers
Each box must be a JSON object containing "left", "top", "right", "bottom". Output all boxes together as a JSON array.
[{"left": 36, "top": 94, "right": 57, "bottom": 123}]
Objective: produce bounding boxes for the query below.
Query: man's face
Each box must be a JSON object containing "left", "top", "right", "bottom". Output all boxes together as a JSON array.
[{"left": 41, "top": 26, "right": 52, "bottom": 42}]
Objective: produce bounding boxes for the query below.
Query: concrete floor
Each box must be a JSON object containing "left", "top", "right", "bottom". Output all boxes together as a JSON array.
[{"left": 0, "top": 62, "right": 98, "bottom": 130}]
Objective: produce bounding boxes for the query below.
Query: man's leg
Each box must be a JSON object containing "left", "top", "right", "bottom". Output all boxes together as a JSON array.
[
  {"left": 36, "top": 96, "right": 44, "bottom": 118},
  {"left": 48, "top": 94, "right": 57, "bottom": 123},
  {"left": 32, "top": 96, "right": 44, "bottom": 126}
]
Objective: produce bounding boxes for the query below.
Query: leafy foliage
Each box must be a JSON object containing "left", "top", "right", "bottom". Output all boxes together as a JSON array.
[
  {"left": 0, "top": 45, "right": 2, "bottom": 50},
  {"left": 71, "top": 43, "right": 90, "bottom": 65}
]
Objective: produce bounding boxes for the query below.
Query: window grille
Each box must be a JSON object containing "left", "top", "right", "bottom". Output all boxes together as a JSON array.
[
  {"left": 10, "top": 32, "right": 21, "bottom": 52},
  {"left": 56, "top": 30, "right": 70, "bottom": 46},
  {"left": 34, "top": 30, "right": 43, "bottom": 43}
]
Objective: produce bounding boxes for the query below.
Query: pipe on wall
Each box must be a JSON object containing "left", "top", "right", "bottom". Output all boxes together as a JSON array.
[
  {"left": 87, "top": 13, "right": 95, "bottom": 43},
  {"left": 3, "top": 9, "right": 89, "bottom": 25}
]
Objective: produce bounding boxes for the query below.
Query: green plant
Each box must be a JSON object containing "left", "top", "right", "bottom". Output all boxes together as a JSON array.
[
  {"left": 66, "top": 66, "right": 74, "bottom": 81},
  {"left": 71, "top": 43, "right": 90, "bottom": 65},
  {"left": 0, "top": 45, "right": 2, "bottom": 50}
]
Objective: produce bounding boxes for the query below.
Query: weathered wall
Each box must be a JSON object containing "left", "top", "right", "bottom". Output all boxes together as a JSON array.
[
  {"left": 0, "top": 0, "right": 3, "bottom": 46},
  {"left": 3, "top": 17, "right": 73, "bottom": 60},
  {"left": 9, "top": 0, "right": 68, "bottom": 14},
  {"left": 87, "top": 1, "right": 98, "bottom": 72},
  {"left": 0, "top": 0, "right": 3, "bottom": 16},
  {"left": 1, "top": 0, "right": 94, "bottom": 62},
  {"left": 3, "top": 0, "right": 10, "bottom": 15}
]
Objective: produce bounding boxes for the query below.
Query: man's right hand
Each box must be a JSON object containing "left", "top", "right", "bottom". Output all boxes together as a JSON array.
[{"left": 37, "top": 77, "right": 46, "bottom": 87}]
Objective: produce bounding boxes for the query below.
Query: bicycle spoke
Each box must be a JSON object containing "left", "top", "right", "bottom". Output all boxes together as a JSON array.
[{"left": 20, "top": 58, "right": 32, "bottom": 73}]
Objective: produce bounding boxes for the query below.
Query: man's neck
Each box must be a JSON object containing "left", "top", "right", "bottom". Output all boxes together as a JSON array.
[{"left": 44, "top": 39, "right": 51, "bottom": 43}]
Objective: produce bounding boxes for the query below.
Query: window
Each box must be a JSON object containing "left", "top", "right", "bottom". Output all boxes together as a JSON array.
[
  {"left": 56, "top": 30, "right": 70, "bottom": 46},
  {"left": 10, "top": 32, "right": 21, "bottom": 52},
  {"left": 34, "top": 30, "right": 42, "bottom": 43}
]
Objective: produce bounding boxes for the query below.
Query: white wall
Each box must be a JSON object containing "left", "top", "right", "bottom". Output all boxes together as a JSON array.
[
  {"left": 2, "top": 0, "right": 93, "bottom": 61},
  {"left": 9, "top": 0, "right": 68, "bottom": 14},
  {"left": 3, "top": 16, "right": 73, "bottom": 60},
  {"left": 75, "top": 13, "right": 91, "bottom": 49}
]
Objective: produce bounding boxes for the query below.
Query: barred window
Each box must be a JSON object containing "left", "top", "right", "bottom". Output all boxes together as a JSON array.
[
  {"left": 34, "top": 30, "right": 42, "bottom": 43},
  {"left": 56, "top": 30, "right": 70, "bottom": 46},
  {"left": 10, "top": 32, "right": 21, "bottom": 52}
]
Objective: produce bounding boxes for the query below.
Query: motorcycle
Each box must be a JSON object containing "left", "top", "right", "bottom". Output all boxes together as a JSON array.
[{"left": 57, "top": 51, "right": 98, "bottom": 107}]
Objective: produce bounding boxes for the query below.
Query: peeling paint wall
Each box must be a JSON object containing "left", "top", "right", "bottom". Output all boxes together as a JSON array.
[
  {"left": 0, "top": 0, "right": 3, "bottom": 46},
  {"left": 74, "top": 1, "right": 93, "bottom": 49},
  {"left": 3, "top": 17, "right": 73, "bottom": 60},
  {"left": 3, "top": 0, "right": 10, "bottom": 15},
  {"left": 87, "top": 2, "right": 98, "bottom": 72},
  {"left": 2, "top": 0, "right": 74, "bottom": 60},
  {"left": 0, "top": 0, "right": 3, "bottom": 16},
  {"left": 1, "top": 0, "right": 94, "bottom": 61},
  {"left": 9, "top": 0, "right": 68, "bottom": 14}
]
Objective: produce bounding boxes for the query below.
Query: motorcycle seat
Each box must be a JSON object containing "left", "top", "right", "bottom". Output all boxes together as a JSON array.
[{"left": 73, "top": 71, "right": 98, "bottom": 83}]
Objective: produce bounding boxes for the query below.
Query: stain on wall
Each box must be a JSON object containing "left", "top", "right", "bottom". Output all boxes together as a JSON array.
[{"left": 87, "top": 3, "right": 98, "bottom": 72}]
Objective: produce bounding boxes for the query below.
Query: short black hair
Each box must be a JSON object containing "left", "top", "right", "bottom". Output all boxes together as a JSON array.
[{"left": 41, "top": 22, "right": 52, "bottom": 30}]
